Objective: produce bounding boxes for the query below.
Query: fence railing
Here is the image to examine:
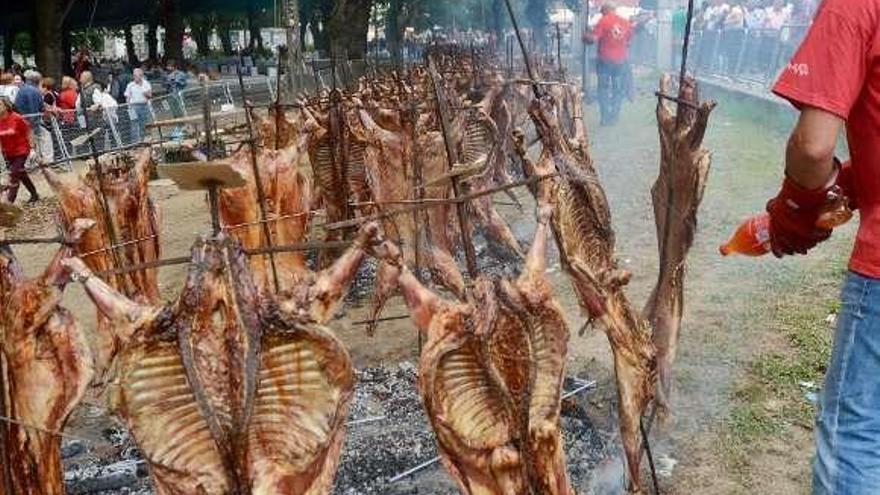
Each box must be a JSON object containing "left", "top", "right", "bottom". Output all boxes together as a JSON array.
[
  {"left": 627, "top": 23, "right": 811, "bottom": 88},
  {"left": 0, "top": 77, "right": 275, "bottom": 172}
]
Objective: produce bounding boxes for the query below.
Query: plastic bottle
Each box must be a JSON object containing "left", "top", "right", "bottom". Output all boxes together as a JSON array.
[
  {"left": 720, "top": 195, "right": 853, "bottom": 257},
  {"left": 719, "top": 213, "right": 771, "bottom": 257}
]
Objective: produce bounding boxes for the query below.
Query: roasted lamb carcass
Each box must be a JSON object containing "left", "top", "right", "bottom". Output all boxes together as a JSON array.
[
  {"left": 0, "top": 219, "right": 96, "bottom": 495},
  {"left": 42, "top": 149, "right": 161, "bottom": 382},
  {"left": 645, "top": 75, "right": 715, "bottom": 410},
  {"left": 63, "top": 223, "right": 383, "bottom": 494},
  {"left": 219, "top": 145, "right": 312, "bottom": 293},
  {"left": 376, "top": 206, "right": 573, "bottom": 494},
  {"left": 527, "top": 94, "right": 655, "bottom": 494}
]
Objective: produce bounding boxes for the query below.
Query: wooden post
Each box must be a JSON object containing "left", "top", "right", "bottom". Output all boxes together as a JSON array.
[
  {"left": 426, "top": 56, "right": 478, "bottom": 278},
  {"left": 200, "top": 78, "right": 223, "bottom": 236},
  {"left": 0, "top": 353, "right": 11, "bottom": 495}
]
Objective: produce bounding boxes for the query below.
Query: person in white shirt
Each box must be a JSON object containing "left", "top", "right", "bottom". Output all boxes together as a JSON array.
[
  {"left": 764, "top": 0, "right": 792, "bottom": 30},
  {"left": 124, "top": 68, "right": 152, "bottom": 142}
]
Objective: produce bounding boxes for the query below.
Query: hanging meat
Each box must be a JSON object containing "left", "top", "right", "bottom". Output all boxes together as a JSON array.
[
  {"left": 527, "top": 93, "right": 656, "bottom": 494},
  {"left": 219, "top": 145, "right": 312, "bottom": 293},
  {"left": 645, "top": 75, "right": 716, "bottom": 411},
  {"left": 374, "top": 205, "right": 573, "bottom": 494},
  {"left": 306, "top": 90, "right": 353, "bottom": 268},
  {"left": 62, "top": 222, "right": 384, "bottom": 494},
  {"left": 0, "top": 219, "right": 96, "bottom": 495},
  {"left": 41, "top": 149, "right": 161, "bottom": 382}
]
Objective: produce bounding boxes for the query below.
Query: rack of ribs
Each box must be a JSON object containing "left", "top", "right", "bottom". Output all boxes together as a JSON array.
[
  {"left": 0, "top": 219, "right": 96, "bottom": 495},
  {"left": 645, "top": 75, "right": 716, "bottom": 412},
  {"left": 62, "top": 223, "right": 384, "bottom": 494},
  {"left": 41, "top": 149, "right": 161, "bottom": 383},
  {"left": 527, "top": 93, "right": 656, "bottom": 494},
  {"left": 374, "top": 205, "right": 573, "bottom": 494}
]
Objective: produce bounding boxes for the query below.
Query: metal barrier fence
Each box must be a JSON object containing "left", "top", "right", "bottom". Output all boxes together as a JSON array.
[
  {"left": 0, "top": 77, "right": 275, "bottom": 171},
  {"left": 628, "top": 23, "right": 810, "bottom": 88}
]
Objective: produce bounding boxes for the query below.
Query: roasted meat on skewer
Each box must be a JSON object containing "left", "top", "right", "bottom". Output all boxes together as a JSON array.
[
  {"left": 645, "top": 75, "right": 716, "bottom": 411},
  {"left": 63, "top": 224, "right": 383, "bottom": 494},
  {"left": 220, "top": 145, "right": 312, "bottom": 293},
  {"left": 0, "top": 219, "right": 96, "bottom": 495},
  {"left": 375, "top": 205, "right": 573, "bottom": 494},
  {"left": 42, "top": 149, "right": 161, "bottom": 383},
  {"left": 527, "top": 93, "right": 656, "bottom": 494}
]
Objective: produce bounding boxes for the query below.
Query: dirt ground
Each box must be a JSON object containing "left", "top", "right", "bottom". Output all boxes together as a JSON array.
[{"left": 2, "top": 78, "right": 848, "bottom": 494}]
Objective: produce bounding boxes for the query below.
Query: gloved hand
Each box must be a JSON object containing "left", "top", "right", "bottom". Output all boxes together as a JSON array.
[{"left": 766, "top": 159, "right": 848, "bottom": 257}]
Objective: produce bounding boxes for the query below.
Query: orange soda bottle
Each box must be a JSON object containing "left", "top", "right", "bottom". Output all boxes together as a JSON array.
[
  {"left": 719, "top": 213, "right": 771, "bottom": 257},
  {"left": 720, "top": 191, "right": 853, "bottom": 257}
]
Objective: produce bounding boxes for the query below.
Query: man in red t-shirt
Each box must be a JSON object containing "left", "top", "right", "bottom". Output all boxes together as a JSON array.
[
  {"left": 0, "top": 97, "right": 39, "bottom": 204},
  {"left": 761, "top": 0, "right": 880, "bottom": 491},
  {"left": 583, "top": 3, "right": 634, "bottom": 125}
]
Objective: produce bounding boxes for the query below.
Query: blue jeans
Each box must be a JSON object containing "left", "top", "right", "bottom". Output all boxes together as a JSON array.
[
  {"left": 131, "top": 103, "right": 151, "bottom": 142},
  {"left": 814, "top": 271, "right": 880, "bottom": 494},
  {"left": 596, "top": 60, "right": 624, "bottom": 125}
]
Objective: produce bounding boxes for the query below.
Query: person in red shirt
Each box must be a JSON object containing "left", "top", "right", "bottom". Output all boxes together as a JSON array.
[
  {"left": 0, "top": 97, "right": 40, "bottom": 204},
  {"left": 758, "top": 0, "right": 880, "bottom": 491},
  {"left": 583, "top": 3, "right": 634, "bottom": 125},
  {"left": 57, "top": 76, "right": 79, "bottom": 125}
]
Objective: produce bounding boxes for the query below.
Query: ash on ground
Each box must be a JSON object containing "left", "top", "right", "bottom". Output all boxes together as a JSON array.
[{"left": 63, "top": 363, "right": 621, "bottom": 494}]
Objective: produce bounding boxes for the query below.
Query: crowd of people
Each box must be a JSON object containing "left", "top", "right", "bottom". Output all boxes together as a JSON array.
[
  {"left": 691, "top": 0, "right": 818, "bottom": 77},
  {"left": 0, "top": 54, "right": 196, "bottom": 207}
]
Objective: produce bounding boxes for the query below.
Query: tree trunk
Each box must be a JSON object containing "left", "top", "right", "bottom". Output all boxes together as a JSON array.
[
  {"left": 386, "top": 0, "right": 402, "bottom": 68},
  {"left": 326, "top": 0, "right": 373, "bottom": 60},
  {"left": 247, "top": 0, "right": 263, "bottom": 52},
  {"left": 33, "top": 0, "right": 64, "bottom": 80},
  {"left": 2, "top": 33, "right": 12, "bottom": 69},
  {"left": 147, "top": 23, "right": 159, "bottom": 61},
  {"left": 124, "top": 26, "right": 138, "bottom": 65},
  {"left": 61, "top": 30, "right": 72, "bottom": 76},
  {"left": 283, "top": 0, "right": 301, "bottom": 96},
  {"left": 161, "top": 0, "right": 184, "bottom": 63},
  {"left": 525, "top": 0, "right": 548, "bottom": 50},
  {"left": 190, "top": 16, "right": 212, "bottom": 57}
]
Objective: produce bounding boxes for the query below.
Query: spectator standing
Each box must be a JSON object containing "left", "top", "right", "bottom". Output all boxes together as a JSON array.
[
  {"left": 721, "top": 1, "right": 747, "bottom": 74},
  {"left": 40, "top": 77, "right": 59, "bottom": 162},
  {"left": 583, "top": 3, "right": 634, "bottom": 126},
  {"left": 78, "top": 71, "right": 103, "bottom": 151},
  {"left": 78, "top": 71, "right": 99, "bottom": 110},
  {"left": 125, "top": 68, "right": 152, "bottom": 142},
  {"left": 0, "top": 97, "right": 40, "bottom": 204},
  {"left": 14, "top": 71, "right": 47, "bottom": 161},
  {"left": 73, "top": 46, "right": 93, "bottom": 81},
  {"left": 0, "top": 73, "right": 15, "bottom": 101},
  {"left": 764, "top": 0, "right": 792, "bottom": 29},
  {"left": 7, "top": 74, "right": 22, "bottom": 102},
  {"left": 57, "top": 76, "right": 79, "bottom": 127},
  {"left": 164, "top": 61, "right": 188, "bottom": 138}
]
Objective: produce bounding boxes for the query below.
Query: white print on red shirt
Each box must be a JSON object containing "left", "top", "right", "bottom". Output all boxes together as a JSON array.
[{"left": 786, "top": 62, "right": 810, "bottom": 77}]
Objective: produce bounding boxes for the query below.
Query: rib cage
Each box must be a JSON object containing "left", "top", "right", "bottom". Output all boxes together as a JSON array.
[
  {"left": 76, "top": 235, "right": 361, "bottom": 494},
  {"left": 115, "top": 343, "right": 231, "bottom": 495}
]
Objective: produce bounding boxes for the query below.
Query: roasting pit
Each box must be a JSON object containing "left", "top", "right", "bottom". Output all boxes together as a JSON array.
[{"left": 60, "top": 363, "right": 621, "bottom": 495}]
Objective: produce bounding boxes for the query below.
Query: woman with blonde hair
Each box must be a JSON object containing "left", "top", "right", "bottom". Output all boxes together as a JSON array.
[{"left": 0, "top": 97, "right": 39, "bottom": 204}]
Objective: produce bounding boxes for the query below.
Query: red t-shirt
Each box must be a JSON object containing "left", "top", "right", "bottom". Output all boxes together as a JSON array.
[
  {"left": 773, "top": 0, "right": 880, "bottom": 278},
  {"left": 592, "top": 13, "right": 633, "bottom": 64},
  {"left": 0, "top": 112, "right": 31, "bottom": 159}
]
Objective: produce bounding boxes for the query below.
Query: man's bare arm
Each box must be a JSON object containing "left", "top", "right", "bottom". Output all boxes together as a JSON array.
[{"left": 785, "top": 106, "right": 844, "bottom": 189}]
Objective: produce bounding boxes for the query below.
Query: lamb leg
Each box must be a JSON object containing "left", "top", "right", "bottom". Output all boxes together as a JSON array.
[{"left": 307, "top": 222, "right": 380, "bottom": 323}]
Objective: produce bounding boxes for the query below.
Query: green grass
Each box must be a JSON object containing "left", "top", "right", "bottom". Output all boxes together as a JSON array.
[{"left": 718, "top": 251, "right": 843, "bottom": 482}]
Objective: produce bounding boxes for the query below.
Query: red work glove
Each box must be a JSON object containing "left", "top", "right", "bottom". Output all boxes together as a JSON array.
[{"left": 766, "top": 159, "right": 849, "bottom": 257}]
